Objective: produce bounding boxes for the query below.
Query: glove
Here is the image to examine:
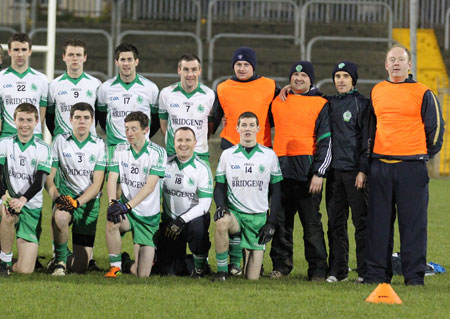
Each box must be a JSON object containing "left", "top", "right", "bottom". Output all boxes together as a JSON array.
[
  {"left": 3, "top": 190, "right": 20, "bottom": 215},
  {"left": 165, "top": 217, "right": 185, "bottom": 240},
  {"left": 214, "top": 206, "right": 229, "bottom": 222},
  {"left": 107, "top": 200, "right": 131, "bottom": 224},
  {"left": 257, "top": 222, "right": 275, "bottom": 245},
  {"left": 55, "top": 195, "right": 80, "bottom": 214}
]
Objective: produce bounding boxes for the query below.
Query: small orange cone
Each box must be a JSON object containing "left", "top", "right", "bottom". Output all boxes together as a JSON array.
[{"left": 365, "top": 283, "right": 403, "bottom": 304}]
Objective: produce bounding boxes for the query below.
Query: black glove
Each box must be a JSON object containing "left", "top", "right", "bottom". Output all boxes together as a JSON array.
[
  {"left": 214, "top": 206, "right": 229, "bottom": 222},
  {"left": 107, "top": 200, "right": 131, "bottom": 224},
  {"left": 165, "top": 217, "right": 185, "bottom": 240},
  {"left": 257, "top": 222, "right": 275, "bottom": 245},
  {"left": 55, "top": 195, "right": 80, "bottom": 214}
]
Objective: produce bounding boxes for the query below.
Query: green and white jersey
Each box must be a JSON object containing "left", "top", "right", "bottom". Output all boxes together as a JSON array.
[
  {"left": 162, "top": 155, "right": 213, "bottom": 222},
  {"left": 97, "top": 74, "right": 159, "bottom": 146},
  {"left": 0, "top": 135, "right": 51, "bottom": 210},
  {"left": 159, "top": 82, "right": 214, "bottom": 156},
  {"left": 109, "top": 141, "right": 167, "bottom": 217},
  {"left": 0, "top": 67, "right": 48, "bottom": 136},
  {"left": 51, "top": 133, "right": 106, "bottom": 198},
  {"left": 215, "top": 144, "right": 283, "bottom": 214},
  {"left": 48, "top": 72, "right": 101, "bottom": 136}
]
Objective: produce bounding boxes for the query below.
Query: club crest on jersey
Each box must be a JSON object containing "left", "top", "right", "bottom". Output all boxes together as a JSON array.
[
  {"left": 343, "top": 110, "right": 352, "bottom": 122},
  {"left": 143, "top": 167, "right": 149, "bottom": 174},
  {"left": 89, "top": 155, "right": 96, "bottom": 164},
  {"left": 137, "top": 96, "right": 144, "bottom": 104},
  {"left": 197, "top": 104, "right": 205, "bottom": 113},
  {"left": 31, "top": 83, "right": 38, "bottom": 91},
  {"left": 86, "top": 90, "right": 93, "bottom": 98},
  {"left": 259, "top": 165, "right": 265, "bottom": 173},
  {"left": 188, "top": 177, "right": 194, "bottom": 186},
  {"left": 31, "top": 158, "right": 37, "bottom": 166}
]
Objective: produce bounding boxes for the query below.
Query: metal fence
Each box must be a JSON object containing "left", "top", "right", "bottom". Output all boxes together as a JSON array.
[{"left": 1, "top": 0, "right": 450, "bottom": 27}]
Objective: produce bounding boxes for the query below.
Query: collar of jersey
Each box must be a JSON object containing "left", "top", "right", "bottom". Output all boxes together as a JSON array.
[
  {"left": 59, "top": 72, "right": 89, "bottom": 85},
  {"left": 234, "top": 144, "right": 263, "bottom": 159},
  {"left": 13, "top": 134, "right": 36, "bottom": 151},
  {"left": 67, "top": 133, "right": 95, "bottom": 148},
  {"left": 172, "top": 82, "right": 206, "bottom": 99},
  {"left": 5, "top": 67, "right": 35, "bottom": 79},
  {"left": 112, "top": 74, "right": 143, "bottom": 90},
  {"left": 175, "top": 155, "right": 196, "bottom": 170},
  {"left": 337, "top": 88, "right": 358, "bottom": 97},
  {"left": 129, "top": 140, "right": 149, "bottom": 159}
]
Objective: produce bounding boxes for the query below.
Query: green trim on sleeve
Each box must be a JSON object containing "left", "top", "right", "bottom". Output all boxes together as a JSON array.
[
  {"left": 317, "top": 132, "right": 331, "bottom": 143},
  {"left": 215, "top": 174, "right": 226, "bottom": 183}
]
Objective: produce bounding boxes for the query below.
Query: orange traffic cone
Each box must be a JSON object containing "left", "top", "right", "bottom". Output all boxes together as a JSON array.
[{"left": 365, "top": 283, "right": 403, "bottom": 304}]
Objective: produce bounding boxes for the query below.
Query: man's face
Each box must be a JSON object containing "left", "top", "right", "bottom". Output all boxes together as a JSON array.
[
  {"left": 290, "top": 72, "right": 311, "bottom": 94},
  {"left": 70, "top": 110, "right": 93, "bottom": 138},
  {"left": 385, "top": 47, "right": 411, "bottom": 82},
  {"left": 237, "top": 117, "right": 259, "bottom": 144},
  {"left": 63, "top": 46, "right": 86, "bottom": 73},
  {"left": 14, "top": 111, "right": 37, "bottom": 139},
  {"left": 174, "top": 129, "right": 196, "bottom": 161},
  {"left": 334, "top": 71, "right": 353, "bottom": 94},
  {"left": 8, "top": 41, "right": 31, "bottom": 69},
  {"left": 234, "top": 61, "right": 253, "bottom": 81},
  {"left": 178, "top": 59, "right": 201, "bottom": 91},
  {"left": 125, "top": 120, "right": 148, "bottom": 146},
  {"left": 116, "top": 51, "right": 139, "bottom": 79}
]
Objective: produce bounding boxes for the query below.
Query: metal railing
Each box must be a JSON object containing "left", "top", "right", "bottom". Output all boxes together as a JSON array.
[
  {"left": 29, "top": 28, "right": 114, "bottom": 78},
  {"left": 208, "top": 33, "right": 302, "bottom": 81},
  {"left": 306, "top": 36, "right": 396, "bottom": 61}
]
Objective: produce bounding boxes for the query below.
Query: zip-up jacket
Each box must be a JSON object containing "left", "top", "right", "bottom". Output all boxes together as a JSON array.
[
  {"left": 327, "top": 90, "right": 369, "bottom": 173},
  {"left": 368, "top": 76, "right": 444, "bottom": 160},
  {"left": 271, "top": 87, "right": 332, "bottom": 181}
]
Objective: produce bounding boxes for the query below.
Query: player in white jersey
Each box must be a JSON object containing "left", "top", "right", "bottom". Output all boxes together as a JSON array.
[
  {"left": 159, "top": 54, "right": 215, "bottom": 161},
  {"left": 0, "top": 103, "right": 51, "bottom": 275},
  {"left": 97, "top": 43, "right": 159, "bottom": 156},
  {"left": 45, "top": 103, "right": 106, "bottom": 275},
  {"left": 105, "top": 111, "right": 166, "bottom": 278},
  {"left": 155, "top": 127, "right": 212, "bottom": 277},
  {"left": 213, "top": 112, "right": 283, "bottom": 281},
  {"left": 0, "top": 33, "right": 47, "bottom": 137},
  {"left": 47, "top": 39, "right": 101, "bottom": 136}
]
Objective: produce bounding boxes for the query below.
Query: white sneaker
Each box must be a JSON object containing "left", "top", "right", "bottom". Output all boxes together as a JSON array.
[
  {"left": 326, "top": 275, "right": 338, "bottom": 282},
  {"left": 52, "top": 261, "right": 66, "bottom": 276},
  {"left": 356, "top": 277, "right": 364, "bottom": 283}
]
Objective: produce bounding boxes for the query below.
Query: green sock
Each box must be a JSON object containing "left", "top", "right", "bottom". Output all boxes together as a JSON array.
[
  {"left": 193, "top": 254, "right": 207, "bottom": 270},
  {"left": 216, "top": 251, "right": 228, "bottom": 273},
  {"left": 229, "top": 234, "right": 242, "bottom": 268},
  {"left": 54, "top": 242, "right": 69, "bottom": 263}
]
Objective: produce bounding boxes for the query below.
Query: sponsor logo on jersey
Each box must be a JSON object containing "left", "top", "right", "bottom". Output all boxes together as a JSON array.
[
  {"left": 64, "top": 165, "right": 92, "bottom": 177},
  {"left": 231, "top": 178, "right": 264, "bottom": 190},
  {"left": 112, "top": 109, "right": 132, "bottom": 118},
  {"left": 63, "top": 152, "right": 72, "bottom": 158},
  {"left": 60, "top": 103, "right": 72, "bottom": 113},
  {"left": 9, "top": 154, "right": 15, "bottom": 160},
  {"left": 121, "top": 161, "right": 128, "bottom": 168},
  {"left": 4, "top": 97, "right": 38, "bottom": 106},
  {"left": 171, "top": 118, "right": 203, "bottom": 129},
  {"left": 231, "top": 165, "right": 240, "bottom": 169},
  {"left": 170, "top": 103, "right": 180, "bottom": 108},
  {"left": 58, "top": 90, "right": 68, "bottom": 96},
  {"left": 8, "top": 167, "right": 32, "bottom": 182},
  {"left": 164, "top": 188, "right": 195, "bottom": 200},
  {"left": 121, "top": 176, "right": 146, "bottom": 188},
  {"left": 110, "top": 96, "right": 120, "bottom": 101},
  {"left": 3, "top": 84, "right": 13, "bottom": 88}
]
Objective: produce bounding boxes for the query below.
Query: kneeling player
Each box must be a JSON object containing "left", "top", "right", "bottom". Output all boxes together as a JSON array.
[
  {"left": 214, "top": 112, "right": 283, "bottom": 280},
  {"left": 46, "top": 102, "right": 106, "bottom": 275},
  {"left": 156, "top": 127, "right": 212, "bottom": 277},
  {"left": 0, "top": 103, "right": 51, "bottom": 275},
  {"left": 105, "top": 111, "right": 166, "bottom": 278}
]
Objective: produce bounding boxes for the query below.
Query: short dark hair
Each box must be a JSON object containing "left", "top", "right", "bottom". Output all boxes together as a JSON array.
[
  {"left": 14, "top": 103, "right": 38, "bottom": 120},
  {"left": 178, "top": 53, "right": 201, "bottom": 68},
  {"left": 237, "top": 111, "right": 259, "bottom": 126},
  {"left": 174, "top": 126, "right": 197, "bottom": 140},
  {"left": 115, "top": 43, "right": 139, "bottom": 60},
  {"left": 386, "top": 44, "right": 411, "bottom": 62},
  {"left": 70, "top": 102, "right": 94, "bottom": 118},
  {"left": 124, "top": 111, "right": 148, "bottom": 129},
  {"left": 63, "top": 39, "right": 87, "bottom": 56},
  {"left": 8, "top": 33, "right": 32, "bottom": 50}
]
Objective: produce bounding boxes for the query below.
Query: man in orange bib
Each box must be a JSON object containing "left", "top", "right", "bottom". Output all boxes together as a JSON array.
[
  {"left": 365, "top": 44, "right": 444, "bottom": 285},
  {"left": 269, "top": 61, "right": 331, "bottom": 280}
]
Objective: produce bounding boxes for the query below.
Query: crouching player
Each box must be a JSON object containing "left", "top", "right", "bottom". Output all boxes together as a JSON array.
[
  {"left": 105, "top": 111, "right": 166, "bottom": 278},
  {"left": 0, "top": 103, "right": 51, "bottom": 275},
  {"left": 214, "top": 112, "right": 283, "bottom": 280},
  {"left": 156, "top": 127, "right": 213, "bottom": 277},
  {"left": 46, "top": 102, "right": 106, "bottom": 275}
]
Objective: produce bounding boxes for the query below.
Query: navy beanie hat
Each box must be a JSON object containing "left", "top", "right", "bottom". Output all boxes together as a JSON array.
[
  {"left": 232, "top": 47, "right": 257, "bottom": 70},
  {"left": 289, "top": 61, "right": 315, "bottom": 84},
  {"left": 332, "top": 61, "right": 358, "bottom": 85}
]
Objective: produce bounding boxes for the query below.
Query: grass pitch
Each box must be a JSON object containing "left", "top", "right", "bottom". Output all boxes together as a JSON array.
[{"left": 1, "top": 179, "right": 449, "bottom": 318}]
